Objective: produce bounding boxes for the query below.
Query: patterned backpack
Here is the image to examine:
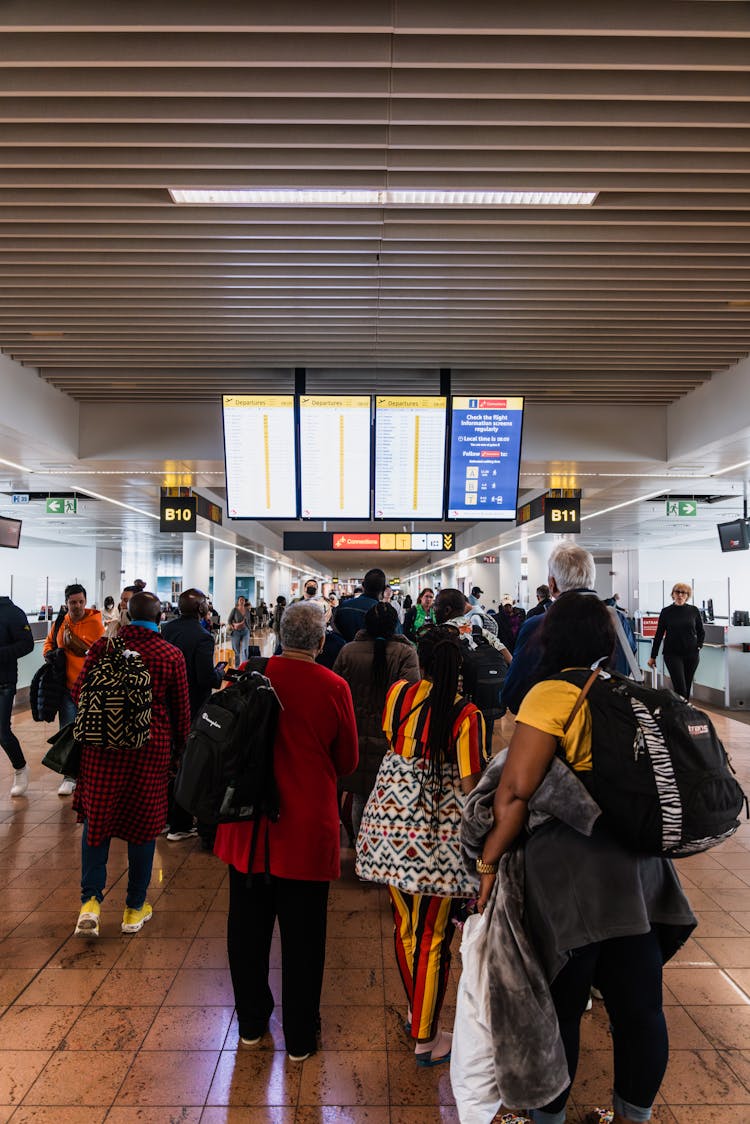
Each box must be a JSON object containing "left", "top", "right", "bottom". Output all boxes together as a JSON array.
[{"left": 74, "top": 637, "right": 152, "bottom": 750}]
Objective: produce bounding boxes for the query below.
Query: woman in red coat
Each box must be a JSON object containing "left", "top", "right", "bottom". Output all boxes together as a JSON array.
[
  {"left": 214, "top": 600, "right": 358, "bottom": 1062},
  {"left": 72, "top": 592, "right": 191, "bottom": 938}
]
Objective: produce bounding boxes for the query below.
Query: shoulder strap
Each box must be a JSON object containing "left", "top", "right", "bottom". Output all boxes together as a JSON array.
[
  {"left": 608, "top": 604, "right": 644, "bottom": 682},
  {"left": 562, "top": 666, "right": 602, "bottom": 734}
]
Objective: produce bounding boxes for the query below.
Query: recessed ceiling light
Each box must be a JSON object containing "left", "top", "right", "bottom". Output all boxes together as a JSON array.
[{"left": 169, "top": 188, "right": 598, "bottom": 208}]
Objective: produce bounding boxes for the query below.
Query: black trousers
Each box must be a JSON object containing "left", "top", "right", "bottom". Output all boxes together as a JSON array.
[
  {"left": 227, "top": 865, "right": 329, "bottom": 1056},
  {"left": 664, "top": 651, "right": 700, "bottom": 699},
  {"left": 166, "top": 776, "right": 194, "bottom": 833},
  {"left": 0, "top": 685, "right": 25, "bottom": 770},
  {"left": 539, "top": 926, "right": 668, "bottom": 1117}
]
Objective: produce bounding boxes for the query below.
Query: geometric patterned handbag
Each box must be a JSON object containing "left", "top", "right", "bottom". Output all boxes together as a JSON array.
[
  {"left": 73, "top": 637, "right": 152, "bottom": 750},
  {"left": 355, "top": 750, "right": 479, "bottom": 898}
]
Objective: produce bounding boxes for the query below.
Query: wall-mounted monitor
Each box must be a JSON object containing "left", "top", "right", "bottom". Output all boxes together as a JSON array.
[
  {"left": 0, "top": 516, "right": 21, "bottom": 549},
  {"left": 447, "top": 396, "right": 524, "bottom": 520},
  {"left": 717, "top": 518, "right": 749, "bottom": 553},
  {"left": 374, "top": 396, "right": 447, "bottom": 520},
  {"left": 222, "top": 394, "right": 298, "bottom": 519},
  {"left": 299, "top": 395, "right": 372, "bottom": 519}
]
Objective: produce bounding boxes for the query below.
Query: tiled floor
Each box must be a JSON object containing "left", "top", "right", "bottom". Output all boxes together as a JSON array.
[{"left": 1, "top": 677, "right": 750, "bottom": 1123}]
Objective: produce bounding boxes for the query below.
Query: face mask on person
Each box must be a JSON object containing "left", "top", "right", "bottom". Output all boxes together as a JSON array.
[{"left": 305, "top": 585, "right": 317, "bottom": 598}]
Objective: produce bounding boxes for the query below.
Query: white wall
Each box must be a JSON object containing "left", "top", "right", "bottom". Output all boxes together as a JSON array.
[
  {"left": 0, "top": 540, "right": 103, "bottom": 615},
  {"left": 638, "top": 542, "right": 748, "bottom": 620}
]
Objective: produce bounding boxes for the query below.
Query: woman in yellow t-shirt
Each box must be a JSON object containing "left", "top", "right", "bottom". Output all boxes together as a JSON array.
[{"left": 476, "top": 593, "right": 694, "bottom": 1124}]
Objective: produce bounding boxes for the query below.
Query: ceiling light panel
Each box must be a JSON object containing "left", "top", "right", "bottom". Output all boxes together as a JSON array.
[{"left": 169, "top": 188, "right": 598, "bottom": 207}]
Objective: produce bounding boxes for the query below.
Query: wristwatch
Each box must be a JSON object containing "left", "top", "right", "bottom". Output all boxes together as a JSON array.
[{"left": 476, "top": 858, "right": 498, "bottom": 875}]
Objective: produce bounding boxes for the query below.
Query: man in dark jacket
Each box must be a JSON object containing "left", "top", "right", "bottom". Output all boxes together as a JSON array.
[
  {"left": 0, "top": 595, "right": 35, "bottom": 796},
  {"left": 334, "top": 568, "right": 387, "bottom": 642},
  {"left": 500, "top": 544, "right": 640, "bottom": 715},
  {"left": 161, "top": 588, "right": 225, "bottom": 841}
]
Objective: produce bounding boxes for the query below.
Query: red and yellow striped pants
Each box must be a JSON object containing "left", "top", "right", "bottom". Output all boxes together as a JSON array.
[{"left": 388, "top": 886, "right": 460, "bottom": 1042}]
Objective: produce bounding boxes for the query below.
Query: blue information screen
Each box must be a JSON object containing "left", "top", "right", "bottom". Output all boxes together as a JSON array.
[{"left": 447, "top": 396, "right": 524, "bottom": 520}]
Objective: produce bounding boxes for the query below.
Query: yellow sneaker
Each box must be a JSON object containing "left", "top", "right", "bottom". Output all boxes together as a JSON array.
[
  {"left": 75, "top": 898, "right": 100, "bottom": 937},
  {"left": 121, "top": 902, "right": 153, "bottom": 934}
]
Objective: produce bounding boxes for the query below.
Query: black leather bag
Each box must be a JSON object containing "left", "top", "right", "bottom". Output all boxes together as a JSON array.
[{"left": 41, "top": 722, "right": 82, "bottom": 778}]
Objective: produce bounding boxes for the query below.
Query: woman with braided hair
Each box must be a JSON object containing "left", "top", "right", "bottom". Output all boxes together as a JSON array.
[{"left": 376, "top": 625, "right": 487, "bottom": 1067}]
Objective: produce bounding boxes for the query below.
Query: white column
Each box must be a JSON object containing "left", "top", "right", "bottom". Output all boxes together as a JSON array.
[
  {"left": 181, "top": 534, "right": 211, "bottom": 594},
  {"left": 212, "top": 542, "right": 237, "bottom": 623},
  {"left": 499, "top": 547, "right": 522, "bottom": 604}
]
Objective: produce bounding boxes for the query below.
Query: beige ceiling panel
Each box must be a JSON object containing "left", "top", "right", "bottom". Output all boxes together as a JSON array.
[{"left": 0, "top": 9, "right": 748, "bottom": 408}]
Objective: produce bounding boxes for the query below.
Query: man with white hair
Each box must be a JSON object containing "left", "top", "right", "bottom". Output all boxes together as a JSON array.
[{"left": 500, "top": 542, "right": 637, "bottom": 714}]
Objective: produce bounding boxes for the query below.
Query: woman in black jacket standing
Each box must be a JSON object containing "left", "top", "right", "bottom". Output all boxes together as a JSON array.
[{"left": 647, "top": 581, "right": 705, "bottom": 700}]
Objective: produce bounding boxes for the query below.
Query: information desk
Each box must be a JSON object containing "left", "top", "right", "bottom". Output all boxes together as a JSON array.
[{"left": 636, "top": 623, "right": 750, "bottom": 710}]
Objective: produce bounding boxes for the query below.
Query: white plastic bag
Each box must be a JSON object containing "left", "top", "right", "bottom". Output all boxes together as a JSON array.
[{"left": 450, "top": 912, "right": 502, "bottom": 1123}]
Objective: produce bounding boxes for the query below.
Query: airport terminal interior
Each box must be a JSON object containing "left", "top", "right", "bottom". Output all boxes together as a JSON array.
[{"left": 2, "top": 4, "right": 750, "bottom": 1122}]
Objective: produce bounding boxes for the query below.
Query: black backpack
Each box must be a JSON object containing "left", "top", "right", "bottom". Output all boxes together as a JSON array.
[
  {"left": 460, "top": 628, "right": 507, "bottom": 718},
  {"left": 174, "top": 658, "right": 281, "bottom": 831},
  {"left": 557, "top": 668, "right": 747, "bottom": 858}
]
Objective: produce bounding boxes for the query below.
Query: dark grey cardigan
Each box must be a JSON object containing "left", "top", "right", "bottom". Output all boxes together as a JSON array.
[{"left": 460, "top": 751, "right": 695, "bottom": 1110}]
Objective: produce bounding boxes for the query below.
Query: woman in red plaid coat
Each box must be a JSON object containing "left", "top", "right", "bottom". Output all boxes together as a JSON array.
[{"left": 71, "top": 592, "right": 191, "bottom": 937}]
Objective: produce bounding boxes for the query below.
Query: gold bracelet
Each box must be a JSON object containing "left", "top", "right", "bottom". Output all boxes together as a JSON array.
[{"left": 476, "top": 858, "right": 498, "bottom": 875}]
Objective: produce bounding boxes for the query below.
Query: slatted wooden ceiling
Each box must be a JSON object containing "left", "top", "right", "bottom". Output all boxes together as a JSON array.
[{"left": 1, "top": 1, "right": 750, "bottom": 402}]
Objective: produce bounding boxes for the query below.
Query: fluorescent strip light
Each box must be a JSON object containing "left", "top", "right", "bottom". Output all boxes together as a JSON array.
[
  {"left": 580, "top": 488, "right": 668, "bottom": 523},
  {"left": 712, "top": 459, "right": 750, "bottom": 478},
  {"left": 170, "top": 188, "right": 597, "bottom": 208},
  {"left": 0, "top": 456, "right": 34, "bottom": 473}
]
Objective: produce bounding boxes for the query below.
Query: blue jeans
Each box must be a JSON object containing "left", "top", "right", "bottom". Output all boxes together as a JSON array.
[
  {"left": 0, "top": 684, "right": 25, "bottom": 770},
  {"left": 231, "top": 629, "right": 249, "bottom": 665},
  {"left": 59, "top": 689, "right": 77, "bottom": 728},
  {"left": 81, "top": 820, "right": 156, "bottom": 908},
  {"left": 58, "top": 690, "right": 77, "bottom": 783}
]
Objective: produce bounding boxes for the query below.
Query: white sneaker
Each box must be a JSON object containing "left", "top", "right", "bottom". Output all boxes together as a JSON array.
[
  {"left": 10, "top": 766, "right": 29, "bottom": 797},
  {"left": 166, "top": 828, "right": 197, "bottom": 842},
  {"left": 58, "top": 777, "right": 76, "bottom": 796}
]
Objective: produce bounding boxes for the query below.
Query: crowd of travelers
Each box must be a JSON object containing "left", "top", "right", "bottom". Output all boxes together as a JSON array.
[{"left": 0, "top": 544, "right": 713, "bottom": 1124}]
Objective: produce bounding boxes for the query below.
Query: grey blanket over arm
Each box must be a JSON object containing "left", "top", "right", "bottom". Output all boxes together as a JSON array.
[{"left": 459, "top": 751, "right": 602, "bottom": 1110}]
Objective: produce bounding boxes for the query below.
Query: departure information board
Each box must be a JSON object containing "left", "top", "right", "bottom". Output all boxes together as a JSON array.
[
  {"left": 299, "top": 396, "right": 372, "bottom": 519},
  {"left": 223, "top": 395, "right": 297, "bottom": 519},
  {"left": 447, "top": 396, "right": 524, "bottom": 520},
  {"left": 374, "top": 396, "right": 447, "bottom": 519}
]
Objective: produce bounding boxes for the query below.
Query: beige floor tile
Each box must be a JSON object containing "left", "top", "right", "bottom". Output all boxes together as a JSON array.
[
  {"left": 0, "top": 1050, "right": 51, "bottom": 1106},
  {"left": 0, "top": 1003, "right": 83, "bottom": 1050},
  {"left": 89, "top": 968, "right": 177, "bottom": 1006},
  {"left": 200, "top": 1109, "right": 295, "bottom": 1123},
  {"left": 659, "top": 1049, "right": 750, "bottom": 1105},
  {"left": 22, "top": 1049, "right": 134, "bottom": 1106},
  {"left": 60, "top": 1004, "right": 158, "bottom": 1051},
  {"left": 206, "top": 1050, "right": 302, "bottom": 1106},
  {"left": 113, "top": 1048, "right": 220, "bottom": 1106},
  {"left": 8, "top": 1109, "right": 108, "bottom": 1123},
  {"left": 163, "top": 967, "right": 234, "bottom": 1006},
  {"left": 19, "top": 967, "right": 108, "bottom": 1006},
  {"left": 140, "top": 1004, "right": 234, "bottom": 1051},
  {"left": 296, "top": 1109, "right": 391, "bottom": 1123},
  {"left": 662, "top": 967, "right": 750, "bottom": 1005},
  {"left": 104, "top": 1110, "right": 202, "bottom": 1124},
  {"left": 387, "top": 1051, "right": 455, "bottom": 1106},
  {"left": 297, "top": 1050, "right": 389, "bottom": 1106}
]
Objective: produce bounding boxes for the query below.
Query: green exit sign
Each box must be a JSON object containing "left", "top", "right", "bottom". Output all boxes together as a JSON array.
[
  {"left": 46, "top": 497, "right": 77, "bottom": 515},
  {"left": 666, "top": 500, "right": 697, "bottom": 517}
]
